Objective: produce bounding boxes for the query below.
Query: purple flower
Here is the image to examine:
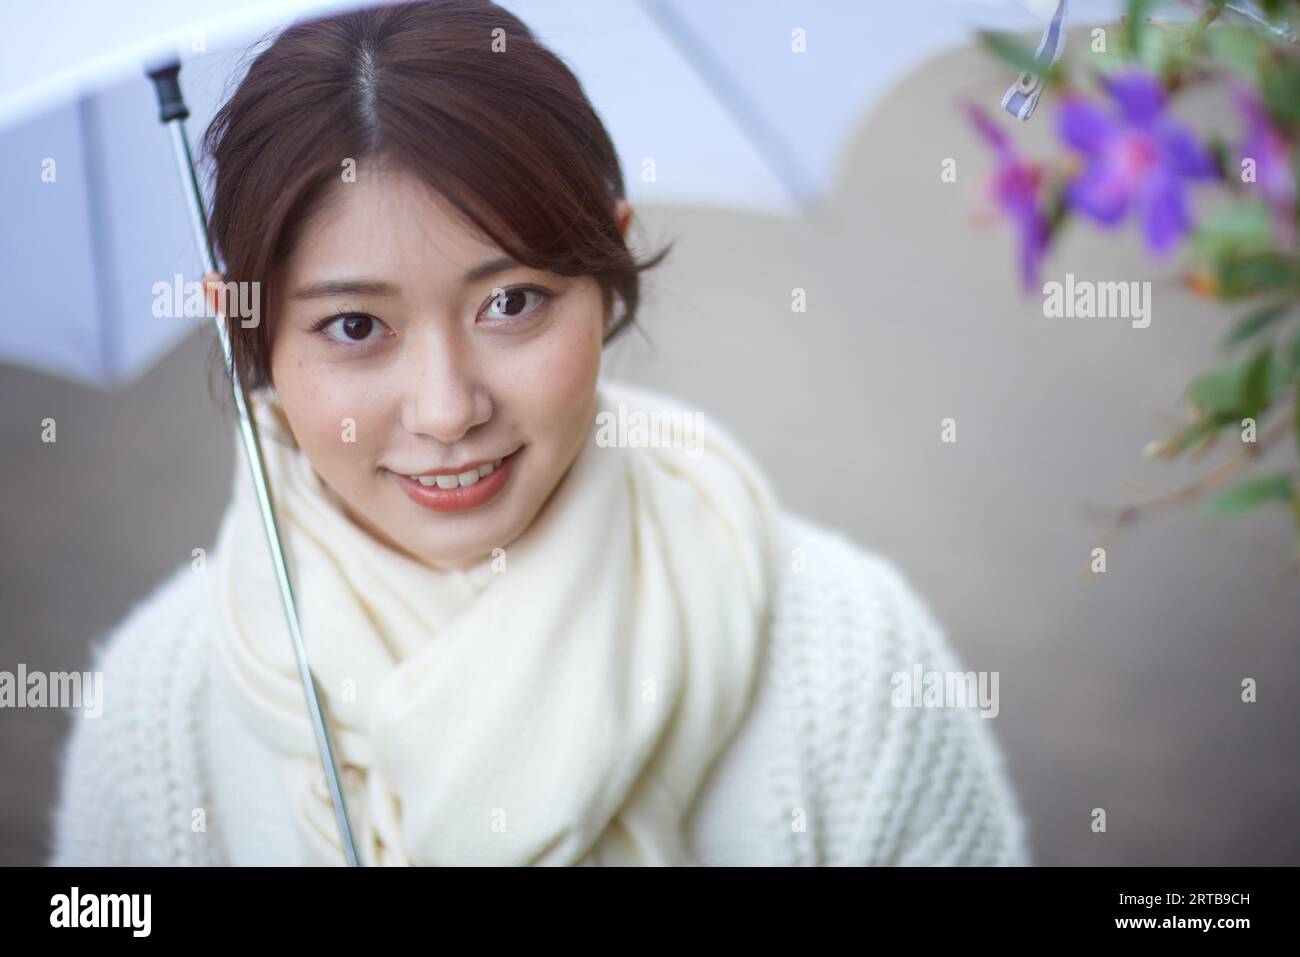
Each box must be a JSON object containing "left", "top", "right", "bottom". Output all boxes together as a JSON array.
[
  {"left": 1234, "top": 82, "right": 1296, "bottom": 246},
  {"left": 1057, "top": 70, "right": 1219, "bottom": 254},
  {"left": 964, "top": 101, "right": 1050, "bottom": 291}
]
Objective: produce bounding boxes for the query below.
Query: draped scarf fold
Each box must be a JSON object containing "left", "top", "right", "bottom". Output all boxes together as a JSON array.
[{"left": 210, "top": 377, "right": 782, "bottom": 866}]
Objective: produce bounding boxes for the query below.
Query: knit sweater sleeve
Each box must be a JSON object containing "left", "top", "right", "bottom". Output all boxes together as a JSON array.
[
  {"left": 776, "top": 515, "right": 1032, "bottom": 866},
  {"left": 46, "top": 637, "right": 135, "bottom": 866},
  {"left": 46, "top": 563, "right": 216, "bottom": 867}
]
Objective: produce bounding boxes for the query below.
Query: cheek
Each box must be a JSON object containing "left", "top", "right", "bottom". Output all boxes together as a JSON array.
[
  {"left": 505, "top": 294, "right": 604, "bottom": 411},
  {"left": 270, "top": 338, "right": 377, "bottom": 475}
]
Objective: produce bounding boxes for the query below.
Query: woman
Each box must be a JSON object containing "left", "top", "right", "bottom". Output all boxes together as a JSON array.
[{"left": 48, "top": 0, "right": 1029, "bottom": 866}]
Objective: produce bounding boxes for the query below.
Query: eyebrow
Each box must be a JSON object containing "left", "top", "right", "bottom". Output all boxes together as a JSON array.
[{"left": 289, "top": 255, "right": 523, "bottom": 300}]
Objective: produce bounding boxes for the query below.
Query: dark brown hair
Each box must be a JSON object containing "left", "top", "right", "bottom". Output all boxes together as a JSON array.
[{"left": 201, "top": 0, "right": 671, "bottom": 395}]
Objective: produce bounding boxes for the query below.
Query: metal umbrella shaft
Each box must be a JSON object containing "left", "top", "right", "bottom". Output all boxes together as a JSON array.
[{"left": 147, "top": 62, "right": 361, "bottom": 867}]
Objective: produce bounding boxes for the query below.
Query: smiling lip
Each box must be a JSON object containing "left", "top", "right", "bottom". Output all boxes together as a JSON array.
[
  {"left": 391, "top": 448, "right": 519, "bottom": 513},
  {"left": 402, "top": 454, "right": 505, "bottom": 478}
]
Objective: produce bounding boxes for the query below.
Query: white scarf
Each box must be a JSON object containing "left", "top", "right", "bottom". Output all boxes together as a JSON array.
[{"left": 210, "top": 376, "right": 782, "bottom": 866}]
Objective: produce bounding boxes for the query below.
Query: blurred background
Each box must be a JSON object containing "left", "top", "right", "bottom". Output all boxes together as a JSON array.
[{"left": 2, "top": 18, "right": 1298, "bottom": 866}]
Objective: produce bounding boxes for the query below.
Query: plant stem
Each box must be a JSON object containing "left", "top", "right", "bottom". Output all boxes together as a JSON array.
[{"left": 1080, "top": 404, "right": 1293, "bottom": 537}]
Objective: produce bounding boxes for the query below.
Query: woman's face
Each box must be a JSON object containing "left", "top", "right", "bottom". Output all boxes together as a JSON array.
[{"left": 266, "top": 164, "right": 620, "bottom": 572}]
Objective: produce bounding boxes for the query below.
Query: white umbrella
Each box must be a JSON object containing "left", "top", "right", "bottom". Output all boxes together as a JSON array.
[
  {"left": 0, "top": 0, "right": 1145, "bottom": 388},
  {"left": 0, "top": 0, "right": 1132, "bottom": 864}
]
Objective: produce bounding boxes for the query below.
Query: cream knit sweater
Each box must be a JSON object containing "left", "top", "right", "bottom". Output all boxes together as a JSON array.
[{"left": 47, "top": 511, "right": 1031, "bottom": 866}]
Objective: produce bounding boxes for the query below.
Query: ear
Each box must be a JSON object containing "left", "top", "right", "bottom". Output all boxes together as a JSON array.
[
  {"left": 614, "top": 198, "right": 633, "bottom": 240},
  {"left": 201, "top": 271, "right": 225, "bottom": 317}
]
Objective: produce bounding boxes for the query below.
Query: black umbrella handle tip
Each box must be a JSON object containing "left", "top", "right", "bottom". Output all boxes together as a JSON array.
[{"left": 146, "top": 62, "right": 190, "bottom": 124}]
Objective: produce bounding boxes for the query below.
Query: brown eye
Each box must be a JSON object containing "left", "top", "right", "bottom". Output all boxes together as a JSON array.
[
  {"left": 315, "top": 312, "right": 385, "bottom": 346},
  {"left": 495, "top": 290, "right": 527, "bottom": 316},
  {"left": 339, "top": 315, "right": 373, "bottom": 340},
  {"left": 482, "top": 286, "right": 552, "bottom": 322}
]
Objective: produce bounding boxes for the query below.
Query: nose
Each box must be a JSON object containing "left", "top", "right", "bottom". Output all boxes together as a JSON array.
[{"left": 400, "top": 327, "right": 492, "bottom": 445}]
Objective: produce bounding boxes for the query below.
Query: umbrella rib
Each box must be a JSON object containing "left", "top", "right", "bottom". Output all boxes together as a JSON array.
[
  {"left": 637, "top": 0, "right": 815, "bottom": 215},
  {"left": 78, "top": 95, "right": 122, "bottom": 385}
]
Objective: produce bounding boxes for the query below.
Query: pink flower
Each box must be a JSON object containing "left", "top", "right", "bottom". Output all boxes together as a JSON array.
[
  {"left": 1234, "top": 82, "right": 1296, "bottom": 247},
  {"left": 964, "top": 100, "right": 1050, "bottom": 291}
]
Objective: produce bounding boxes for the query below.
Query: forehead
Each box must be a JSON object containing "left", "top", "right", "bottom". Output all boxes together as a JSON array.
[{"left": 282, "top": 164, "right": 505, "bottom": 291}]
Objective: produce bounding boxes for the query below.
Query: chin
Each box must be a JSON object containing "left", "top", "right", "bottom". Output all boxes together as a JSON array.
[{"left": 409, "top": 514, "right": 516, "bottom": 569}]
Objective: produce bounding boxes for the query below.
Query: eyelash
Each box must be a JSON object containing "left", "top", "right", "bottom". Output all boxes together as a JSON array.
[{"left": 310, "top": 285, "right": 555, "bottom": 347}]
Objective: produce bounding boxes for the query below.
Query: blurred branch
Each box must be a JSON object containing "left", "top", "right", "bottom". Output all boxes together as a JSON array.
[{"left": 1078, "top": 406, "right": 1293, "bottom": 556}]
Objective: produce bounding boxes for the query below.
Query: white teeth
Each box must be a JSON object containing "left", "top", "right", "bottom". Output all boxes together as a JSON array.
[
  {"left": 412, "top": 469, "right": 484, "bottom": 489},
  {"left": 408, "top": 455, "right": 506, "bottom": 490}
]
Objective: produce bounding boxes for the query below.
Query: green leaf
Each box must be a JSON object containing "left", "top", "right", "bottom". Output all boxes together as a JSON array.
[
  {"left": 1222, "top": 303, "right": 1293, "bottom": 348},
  {"left": 1165, "top": 412, "right": 1236, "bottom": 455},
  {"left": 1270, "top": 345, "right": 1295, "bottom": 394},
  {"left": 1186, "top": 349, "right": 1292, "bottom": 418},
  {"left": 1217, "top": 251, "right": 1300, "bottom": 298},
  {"left": 976, "top": 30, "right": 1055, "bottom": 79},
  {"left": 1189, "top": 201, "right": 1275, "bottom": 262},
  {"left": 1188, "top": 365, "right": 1246, "bottom": 415},
  {"left": 1200, "top": 472, "right": 1294, "bottom": 518},
  {"left": 1124, "top": 0, "right": 1152, "bottom": 60},
  {"left": 1262, "top": 59, "right": 1300, "bottom": 127},
  {"left": 1203, "top": 24, "right": 1269, "bottom": 77},
  {"left": 1289, "top": 328, "right": 1300, "bottom": 381},
  {"left": 1242, "top": 345, "right": 1274, "bottom": 419}
]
